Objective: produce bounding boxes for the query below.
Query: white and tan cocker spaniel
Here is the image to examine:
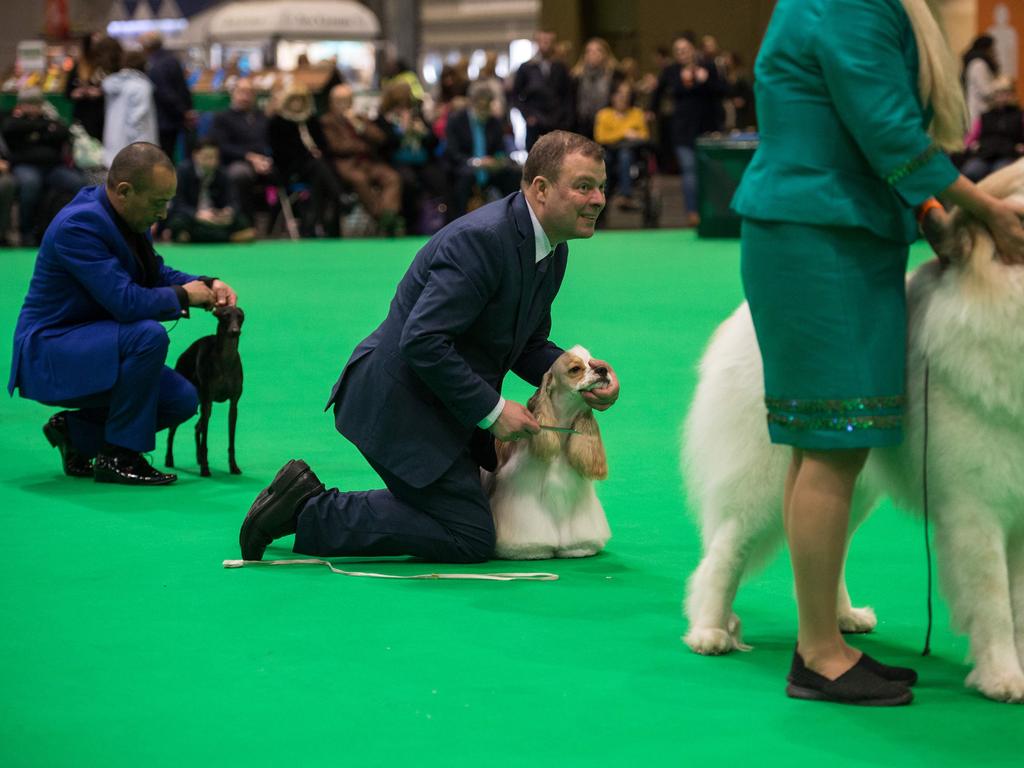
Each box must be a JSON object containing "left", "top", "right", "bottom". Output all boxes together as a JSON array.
[{"left": 484, "top": 345, "right": 611, "bottom": 560}]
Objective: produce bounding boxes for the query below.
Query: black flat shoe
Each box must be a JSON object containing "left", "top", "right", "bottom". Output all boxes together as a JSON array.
[
  {"left": 43, "top": 412, "right": 93, "bottom": 478},
  {"left": 856, "top": 652, "right": 918, "bottom": 686},
  {"left": 787, "top": 650, "right": 912, "bottom": 706},
  {"left": 94, "top": 449, "right": 177, "bottom": 486},
  {"left": 239, "top": 459, "right": 325, "bottom": 561}
]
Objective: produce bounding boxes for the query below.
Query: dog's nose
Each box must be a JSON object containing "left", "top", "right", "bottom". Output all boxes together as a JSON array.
[{"left": 593, "top": 365, "right": 608, "bottom": 377}]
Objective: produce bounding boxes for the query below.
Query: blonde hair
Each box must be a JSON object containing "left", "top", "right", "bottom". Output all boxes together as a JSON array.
[{"left": 901, "top": 0, "right": 968, "bottom": 152}]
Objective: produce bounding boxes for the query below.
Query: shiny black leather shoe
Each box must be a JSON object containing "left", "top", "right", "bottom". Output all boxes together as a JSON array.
[
  {"left": 94, "top": 449, "right": 177, "bottom": 486},
  {"left": 240, "top": 459, "right": 325, "bottom": 561},
  {"left": 43, "top": 412, "right": 93, "bottom": 478},
  {"left": 787, "top": 650, "right": 912, "bottom": 706},
  {"left": 856, "top": 652, "right": 918, "bottom": 686}
]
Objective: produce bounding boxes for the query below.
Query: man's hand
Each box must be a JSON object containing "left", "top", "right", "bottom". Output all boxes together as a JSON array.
[
  {"left": 183, "top": 280, "right": 215, "bottom": 308},
  {"left": 490, "top": 401, "right": 540, "bottom": 442},
  {"left": 581, "top": 358, "right": 619, "bottom": 412},
  {"left": 982, "top": 198, "right": 1024, "bottom": 265},
  {"left": 211, "top": 279, "right": 237, "bottom": 308},
  {"left": 245, "top": 152, "right": 273, "bottom": 175}
]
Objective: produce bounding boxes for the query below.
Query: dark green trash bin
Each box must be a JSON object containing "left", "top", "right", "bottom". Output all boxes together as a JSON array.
[{"left": 696, "top": 135, "right": 758, "bottom": 238}]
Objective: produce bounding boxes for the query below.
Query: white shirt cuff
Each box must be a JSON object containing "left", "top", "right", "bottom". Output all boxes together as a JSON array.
[{"left": 477, "top": 397, "right": 505, "bottom": 429}]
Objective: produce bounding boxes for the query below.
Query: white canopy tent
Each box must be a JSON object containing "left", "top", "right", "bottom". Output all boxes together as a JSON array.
[{"left": 184, "top": 0, "right": 381, "bottom": 45}]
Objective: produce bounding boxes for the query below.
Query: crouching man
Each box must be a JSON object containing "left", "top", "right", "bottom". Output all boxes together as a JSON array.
[{"left": 8, "top": 142, "right": 238, "bottom": 485}]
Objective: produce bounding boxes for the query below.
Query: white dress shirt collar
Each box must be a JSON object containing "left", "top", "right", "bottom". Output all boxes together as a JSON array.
[{"left": 524, "top": 197, "right": 553, "bottom": 263}]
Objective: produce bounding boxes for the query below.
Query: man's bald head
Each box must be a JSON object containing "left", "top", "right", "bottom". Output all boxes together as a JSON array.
[
  {"left": 107, "top": 142, "right": 174, "bottom": 193},
  {"left": 106, "top": 143, "right": 177, "bottom": 232}
]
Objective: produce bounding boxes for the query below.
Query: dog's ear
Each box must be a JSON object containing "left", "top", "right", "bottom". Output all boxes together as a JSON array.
[
  {"left": 494, "top": 435, "right": 515, "bottom": 469},
  {"left": 527, "top": 371, "right": 560, "bottom": 460},
  {"left": 567, "top": 410, "right": 607, "bottom": 480}
]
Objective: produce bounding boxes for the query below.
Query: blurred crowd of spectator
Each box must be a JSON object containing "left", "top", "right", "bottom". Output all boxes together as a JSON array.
[{"left": 0, "top": 28, "right": 762, "bottom": 246}]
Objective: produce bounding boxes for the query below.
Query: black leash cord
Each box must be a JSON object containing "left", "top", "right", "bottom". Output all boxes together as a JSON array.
[{"left": 922, "top": 362, "right": 933, "bottom": 656}]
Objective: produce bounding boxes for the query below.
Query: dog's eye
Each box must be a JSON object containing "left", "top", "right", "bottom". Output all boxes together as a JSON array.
[{"left": 569, "top": 366, "right": 582, "bottom": 374}]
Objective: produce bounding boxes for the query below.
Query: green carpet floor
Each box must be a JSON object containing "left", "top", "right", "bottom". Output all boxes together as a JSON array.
[{"left": 1, "top": 231, "right": 1021, "bottom": 767}]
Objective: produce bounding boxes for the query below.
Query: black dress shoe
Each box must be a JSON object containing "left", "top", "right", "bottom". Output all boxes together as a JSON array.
[
  {"left": 786, "top": 650, "right": 912, "bottom": 706},
  {"left": 240, "top": 459, "right": 325, "bottom": 560},
  {"left": 856, "top": 652, "right": 918, "bottom": 686},
  {"left": 43, "top": 412, "right": 93, "bottom": 478},
  {"left": 94, "top": 449, "right": 177, "bottom": 486}
]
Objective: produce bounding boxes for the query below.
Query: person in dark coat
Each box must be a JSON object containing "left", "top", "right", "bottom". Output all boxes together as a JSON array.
[
  {"left": 207, "top": 77, "right": 273, "bottom": 223},
  {"left": 140, "top": 32, "right": 194, "bottom": 161},
  {"left": 445, "top": 82, "right": 521, "bottom": 220},
  {"left": 1, "top": 87, "right": 86, "bottom": 246},
  {"left": 8, "top": 142, "right": 238, "bottom": 485},
  {"left": 267, "top": 85, "right": 342, "bottom": 237},
  {"left": 168, "top": 139, "right": 254, "bottom": 243},
  {"left": 512, "top": 31, "right": 573, "bottom": 149},
  {"left": 238, "top": 131, "right": 620, "bottom": 564}
]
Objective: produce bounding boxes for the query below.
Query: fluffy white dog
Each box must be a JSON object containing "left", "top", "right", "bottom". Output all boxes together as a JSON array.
[
  {"left": 485, "top": 345, "right": 611, "bottom": 559},
  {"left": 682, "top": 160, "right": 1024, "bottom": 703}
]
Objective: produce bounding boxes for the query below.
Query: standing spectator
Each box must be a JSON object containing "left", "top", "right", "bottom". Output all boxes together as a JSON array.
[
  {"left": 650, "top": 35, "right": 720, "bottom": 226},
  {"left": 320, "top": 83, "right": 403, "bottom": 236},
  {"left": 1, "top": 88, "right": 86, "bottom": 247},
  {"left": 167, "top": 139, "right": 254, "bottom": 243},
  {"left": 445, "top": 82, "right": 520, "bottom": 220},
  {"left": 431, "top": 63, "right": 470, "bottom": 142},
  {"left": 267, "top": 85, "right": 342, "bottom": 238},
  {"left": 512, "top": 30, "right": 572, "bottom": 149},
  {"left": 0, "top": 133, "right": 16, "bottom": 246},
  {"left": 140, "top": 32, "right": 194, "bottom": 161},
  {"left": 102, "top": 50, "right": 159, "bottom": 168},
  {"left": 594, "top": 80, "right": 650, "bottom": 210},
  {"left": 961, "top": 77, "right": 1024, "bottom": 182},
  {"left": 571, "top": 38, "right": 617, "bottom": 139},
  {"left": 963, "top": 35, "right": 1000, "bottom": 125},
  {"left": 375, "top": 81, "right": 447, "bottom": 235},
  {"left": 721, "top": 51, "right": 756, "bottom": 132},
  {"left": 65, "top": 32, "right": 114, "bottom": 141},
  {"left": 476, "top": 52, "right": 509, "bottom": 123},
  {"left": 208, "top": 77, "right": 273, "bottom": 224}
]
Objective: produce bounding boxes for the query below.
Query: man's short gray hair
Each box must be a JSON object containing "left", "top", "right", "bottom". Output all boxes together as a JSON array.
[{"left": 107, "top": 142, "right": 174, "bottom": 191}]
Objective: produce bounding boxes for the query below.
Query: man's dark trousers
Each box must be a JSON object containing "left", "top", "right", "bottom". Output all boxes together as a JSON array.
[{"left": 294, "top": 446, "right": 495, "bottom": 563}]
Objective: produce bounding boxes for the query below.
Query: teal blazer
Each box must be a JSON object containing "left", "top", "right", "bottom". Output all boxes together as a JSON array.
[{"left": 732, "top": 0, "right": 959, "bottom": 244}]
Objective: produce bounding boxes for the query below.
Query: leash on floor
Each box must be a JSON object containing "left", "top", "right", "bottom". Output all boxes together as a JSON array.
[
  {"left": 223, "top": 558, "right": 559, "bottom": 581},
  {"left": 921, "top": 362, "right": 934, "bottom": 656}
]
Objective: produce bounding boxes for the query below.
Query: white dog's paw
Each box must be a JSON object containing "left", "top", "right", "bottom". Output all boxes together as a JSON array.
[
  {"left": 684, "top": 615, "right": 751, "bottom": 655},
  {"left": 838, "top": 605, "right": 877, "bottom": 634},
  {"left": 966, "top": 667, "right": 1024, "bottom": 703},
  {"left": 556, "top": 545, "right": 600, "bottom": 558},
  {"left": 494, "top": 544, "right": 556, "bottom": 560}
]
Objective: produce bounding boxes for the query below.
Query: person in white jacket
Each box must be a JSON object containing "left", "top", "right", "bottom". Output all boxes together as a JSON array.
[{"left": 102, "top": 51, "right": 158, "bottom": 167}]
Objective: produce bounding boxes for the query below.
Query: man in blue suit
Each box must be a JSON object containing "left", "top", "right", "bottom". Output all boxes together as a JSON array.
[
  {"left": 240, "top": 131, "right": 619, "bottom": 562},
  {"left": 9, "top": 142, "right": 238, "bottom": 485}
]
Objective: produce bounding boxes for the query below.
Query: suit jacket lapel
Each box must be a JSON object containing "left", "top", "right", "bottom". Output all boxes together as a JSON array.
[{"left": 512, "top": 193, "right": 538, "bottom": 347}]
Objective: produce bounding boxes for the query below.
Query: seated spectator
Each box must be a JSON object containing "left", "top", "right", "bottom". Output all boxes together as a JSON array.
[
  {"left": 594, "top": 81, "right": 650, "bottom": 211},
  {"left": 375, "top": 81, "right": 447, "bottom": 235},
  {"left": 962, "top": 77, "right": 1024, "bottom": 182},
  {"left": 167, "top": 139, "right": 254, "bottom": 243},
  {"left": 102, "top": 49, "right": 158, "bottom": 167},
  {"left": 0, "top": 133, "right": 16, "bottom": 246},
  {"left": 267, "top": 85, "right": 341, "bottom": 238},
  {"left": 208, "top": 77, "right": 273, "bottom": 224},
  {"left": 444, "top": 82, "right": 520, "bottom": 220},
  {"left": 1, "top": 88, "right": 86, "bottom": 246},
  {"left": 320, "top": 84, "right": 403, "bottom": 236}
]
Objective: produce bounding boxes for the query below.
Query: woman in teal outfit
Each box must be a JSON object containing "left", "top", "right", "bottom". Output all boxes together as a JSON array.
[{"left": 732, "top": 0, "right": 1024, "bottom": 705}]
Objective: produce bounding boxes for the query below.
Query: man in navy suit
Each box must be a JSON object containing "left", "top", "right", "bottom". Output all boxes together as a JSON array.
[
  {"left": 240, "top": 130, "right": 619, "bottom": 563},
  {"left": 8, "top": 142, "right": 238, "bottom": 485}
]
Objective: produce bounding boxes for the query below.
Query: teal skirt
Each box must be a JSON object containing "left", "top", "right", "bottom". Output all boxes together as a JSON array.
[{"left": 740, "top": 218, "right": 909, "bottom": 450}]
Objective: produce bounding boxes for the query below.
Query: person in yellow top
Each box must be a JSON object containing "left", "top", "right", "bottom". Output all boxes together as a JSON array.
[{"left": 594, "top": 81, "right": 649, "bottom": 210}]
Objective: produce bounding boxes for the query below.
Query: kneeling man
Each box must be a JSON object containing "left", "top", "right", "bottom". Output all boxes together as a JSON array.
[
  {"left": 8, "top": 142, "right": 238, "bottom": 485},
  {"left": 241, "top": 131, "right": 619, "bottom": 562}
]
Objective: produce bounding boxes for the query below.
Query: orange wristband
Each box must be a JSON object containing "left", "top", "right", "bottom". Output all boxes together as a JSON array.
[{"left": 916, "top": 197, "right": 944, "bottom": 226}]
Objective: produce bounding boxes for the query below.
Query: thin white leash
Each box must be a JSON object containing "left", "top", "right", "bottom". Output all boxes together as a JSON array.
[{"left": 223, "top": 558, "right": 559, "bottom": 581}]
